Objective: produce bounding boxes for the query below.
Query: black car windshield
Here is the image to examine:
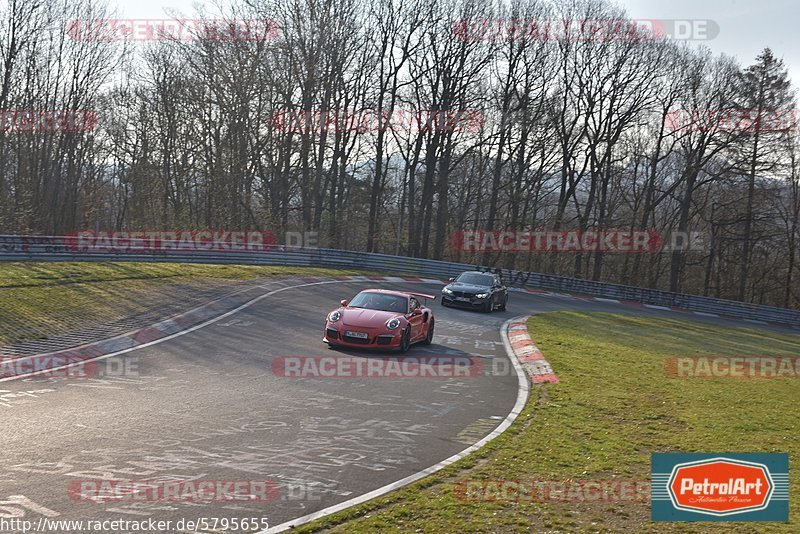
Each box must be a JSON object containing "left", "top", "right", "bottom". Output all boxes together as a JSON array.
[
  {"left": 349, "top": 292, "right": 408, "bottom": 313},
  {"left": 455, "top": 273, "right": 494, "bottom": 286}
]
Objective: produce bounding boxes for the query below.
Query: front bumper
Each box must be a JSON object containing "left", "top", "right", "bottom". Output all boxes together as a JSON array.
[
  {"left": 441, "top": 294, "right": 488, "bottom": 308},
  {"left": 323, "top": 325, "right": 402, "bottom": 349}
]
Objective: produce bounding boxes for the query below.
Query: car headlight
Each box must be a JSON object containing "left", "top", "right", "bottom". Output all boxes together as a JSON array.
[
  {"left": 328, "top": 310, "right": 342, "bottom": 322},
  {"left": 442, "top": 287, "right": 453, "bottom": 295},
  {"left": 386, "top": 317, "right": 401, "bottom": 330},
  {"left": 475, "top": 293, "right": 489, "bottom": 299}
]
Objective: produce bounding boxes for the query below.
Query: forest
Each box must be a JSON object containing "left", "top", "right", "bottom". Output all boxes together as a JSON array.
[{"left": 0, "top": 0, "right": 798, "bottom": 307}]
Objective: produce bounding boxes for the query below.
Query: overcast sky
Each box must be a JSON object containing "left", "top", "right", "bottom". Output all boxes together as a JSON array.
[
  {"left": 620, "top": 0, "right": 797, "bottom": 83},
  {"left": 115, "top": 0, "right": 798, "bottom": 84}
]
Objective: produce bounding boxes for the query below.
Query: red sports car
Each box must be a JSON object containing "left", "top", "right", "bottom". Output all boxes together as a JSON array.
[{"left": 323, "top": 289, "right": 435, "bottom": 352}]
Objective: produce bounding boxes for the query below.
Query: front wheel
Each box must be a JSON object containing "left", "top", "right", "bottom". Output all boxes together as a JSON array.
[
  {"left": 422, "top": 319, "right": 434, "bottom": 345},
  {"left": 499, "top": 295, "right": 507, "bottom": 311},
  {"left": 399, "top": 328, "right": 411, "bottom": 353},
  {"left": 483, "top": 299, "right": 492, "bottom": 313}
]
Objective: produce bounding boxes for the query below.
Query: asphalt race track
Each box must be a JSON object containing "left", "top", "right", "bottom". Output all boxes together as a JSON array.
[{"left": 0, "top": 278, "right": 792, "bottom": 533}]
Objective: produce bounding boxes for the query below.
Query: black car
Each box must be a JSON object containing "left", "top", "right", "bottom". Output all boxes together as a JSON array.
[{"left": 441, "top": 271, "right": 508, "bottom": 312}]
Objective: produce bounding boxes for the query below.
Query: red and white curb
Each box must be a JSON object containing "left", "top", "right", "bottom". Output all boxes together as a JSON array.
[
  {"left": 262, "top": 316, "right": 530, "bottom": 533},
  {"left": 0, "top": 273, "right": 531, "bottom": 532},
  {"left": 507, "top": 316, "right": 559, "bottom": 384},
  {"left": 3, "top": 273, "right": 792, "bottom": 382}
]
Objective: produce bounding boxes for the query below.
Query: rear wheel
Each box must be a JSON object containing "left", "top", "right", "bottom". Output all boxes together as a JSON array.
[
  {"left": 423, "top": 319, "right": 434, "bottom": 345},
  {"left": 399, "top": 328, "right": 411, "bottom": 353}
]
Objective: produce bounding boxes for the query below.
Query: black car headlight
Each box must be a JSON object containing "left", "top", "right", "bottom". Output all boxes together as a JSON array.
[
  {"left": 475, "top": 293, "right": 489, "bottom": 299},
  {"left": 442, "top": 287, "right": 453, "bottom": 295}
]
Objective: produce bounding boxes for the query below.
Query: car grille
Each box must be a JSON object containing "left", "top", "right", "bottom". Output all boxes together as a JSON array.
[
  {"left": 376, "top": 335, "right": 394, "bottom": 346},
  {"left": 451, "top": 291, "right": 475, "bottom": 298},
  {"left": 449, "top": 299, "right": 481, "bottom": 308},
  {"left": 326, "top": 328, "right": 339, "bottom": 340},
  {"left": 343, "top": 334, "right": 370, "bottom": 344}
]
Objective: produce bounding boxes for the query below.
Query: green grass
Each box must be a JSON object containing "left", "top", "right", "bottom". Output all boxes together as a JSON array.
[
  {"left": 296, "top": 312, "right": 800, "bottom": 533},
  {"left": 0, "top": 261, "right": 360, "bottom": 288},
  {"left": 0, "top": 261, "right": 368, "bottom": 344}
]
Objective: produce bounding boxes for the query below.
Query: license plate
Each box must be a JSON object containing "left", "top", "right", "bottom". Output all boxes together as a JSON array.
[
  {"left": 455, "top": 297, "right": 470, "bottom": 302},
  {"left": 345, "top": 331, "right": 369, "bottom": 339}
]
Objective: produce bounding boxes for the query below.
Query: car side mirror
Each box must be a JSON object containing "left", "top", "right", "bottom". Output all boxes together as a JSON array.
[
  {"left": 449, "top": 277, "right": 455, "bottom": 282},
  {"left": 340, "top": 300, "right": 349, "bottom": 307}
]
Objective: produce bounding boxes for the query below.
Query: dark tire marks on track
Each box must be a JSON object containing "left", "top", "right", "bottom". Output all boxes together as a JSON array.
[
  {"left": 0, "top": 280, "right": 516, "bottom": 530},
  {"left": 0, "top": 279, "right": 789, "bottom": 531}
]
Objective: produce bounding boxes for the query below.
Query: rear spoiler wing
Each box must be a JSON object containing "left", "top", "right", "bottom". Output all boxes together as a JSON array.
[{"left": 410, "top": 292, "right": 436, "bottom": 301}]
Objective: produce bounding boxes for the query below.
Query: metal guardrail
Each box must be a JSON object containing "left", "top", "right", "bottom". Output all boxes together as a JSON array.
[{"left": 1, "top": 235, "right": 798, "bottom": 326}]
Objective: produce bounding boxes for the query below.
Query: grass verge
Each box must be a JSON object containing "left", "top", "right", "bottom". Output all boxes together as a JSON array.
[
  {"left": 296, "top": 312, "right": 800, "bottom": 533},
  {"left": 0, "top": 261, "right": 369, "bottom": 345},
  {"left": 0, "top": 261, "right": 363, "bottom": 288}
]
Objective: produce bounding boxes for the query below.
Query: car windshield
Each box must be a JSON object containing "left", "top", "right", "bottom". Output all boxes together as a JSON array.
[
  {"left": 349, "top": 292, "right": 408, "bottom": 313},
  {"left": 456, "top": 273, "right": 494, "bottom": 286}
]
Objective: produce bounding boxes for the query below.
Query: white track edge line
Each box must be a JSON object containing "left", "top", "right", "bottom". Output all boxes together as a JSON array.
[
  {"left": 5, "top": 280, "right": 531, "bottom": 534},
  {"left": 261, "top": 315, "right": 531, "bottom": 534},
  {"left": 0, "top": 279, "right": 349, "bottom": 383}
]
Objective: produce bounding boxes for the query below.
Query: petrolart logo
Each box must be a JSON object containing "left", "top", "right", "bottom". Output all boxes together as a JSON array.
[{"left": 652, "top": 453, "right": 789, "bottom": 521}]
